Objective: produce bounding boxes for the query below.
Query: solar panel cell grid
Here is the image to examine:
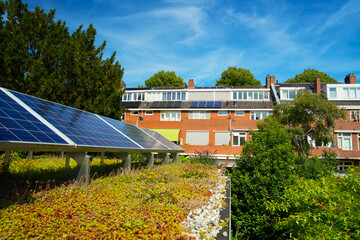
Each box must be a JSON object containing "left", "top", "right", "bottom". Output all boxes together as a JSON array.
[
  {"left": 0, "top": 91, "right": 68, "bottom": 144},
  {"left": 9, "top": 90, "right": 143, "bottom": 149}
]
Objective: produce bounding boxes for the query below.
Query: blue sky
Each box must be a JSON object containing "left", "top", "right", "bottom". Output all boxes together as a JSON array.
[{"left": 25, "top": 0, "right": 360, "bottom": 87}]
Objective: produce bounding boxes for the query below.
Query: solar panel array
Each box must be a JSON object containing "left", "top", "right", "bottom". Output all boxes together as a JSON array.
[
  {"left": 195, "top": 86, "right": 225, "bottom": 89},
  {"left": 0, "top": 88, "right": 183, "bottom": 152},
  {"left": 150, "top": 101, "right": 182, "bottom": 108},
  {"left": 190, "top": 101, "right": 222, "bottom": 108}
]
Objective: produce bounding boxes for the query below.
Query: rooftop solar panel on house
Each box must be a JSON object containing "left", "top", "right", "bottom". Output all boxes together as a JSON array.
[
  {"left": 215, "top": 101, "right": 222, "bottom": 108},
  {"left": 172, "top": 101, "right": 182, "bottom": 108},
  {"left": 190, "top": 101, "right": 199, "bottom": 108},
  {"left": 205, "top": 101, "right": 214, "bottom": 107},
  {"left": 198, "top": 101, "right": 206, "bottom": 107}
]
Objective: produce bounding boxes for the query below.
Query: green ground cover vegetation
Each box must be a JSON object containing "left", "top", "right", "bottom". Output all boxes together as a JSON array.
[{"left": 0, "top": 154, "right": 220, "bottom": 239}]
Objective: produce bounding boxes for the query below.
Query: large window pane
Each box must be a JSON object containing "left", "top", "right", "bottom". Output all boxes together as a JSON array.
[{"left": 350, "top": 88, "right": 356, "bottom": 98}]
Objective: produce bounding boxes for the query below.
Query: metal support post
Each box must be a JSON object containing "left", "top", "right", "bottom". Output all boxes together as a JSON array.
[
  {"left": 27, "top": 151, "right": 33, "bottom": 159},
  {"left": 100, "top": 152, "right": 105, "bottom": 165}
]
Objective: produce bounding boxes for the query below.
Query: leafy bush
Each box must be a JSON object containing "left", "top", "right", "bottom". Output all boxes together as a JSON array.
[
  {"left": 266, "top": 169, "right": 360, "bottom": 239},
  {"left": 295, "top": 150, "right": 339, "bottom": 179},
  {"left": 231, "top": 119, "right": 296, "bottom": 239}
]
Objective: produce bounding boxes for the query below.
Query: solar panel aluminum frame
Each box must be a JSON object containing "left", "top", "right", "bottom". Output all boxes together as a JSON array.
[{"left": 0, "top": 88, "right": 184, "bottom": 154}]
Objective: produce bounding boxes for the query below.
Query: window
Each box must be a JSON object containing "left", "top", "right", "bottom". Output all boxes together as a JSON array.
[
  {"left": 329, "top": 88, "right": 337, "bottom": 98},
  {"left": 338, "top": 133, "right": 352, "bottom": 150},
  {"left": 160, "top": 111, "right": 181, "bottom": 121},
  {"left": 145, "top": 111, "right": 153, "bottom": 115},
  {"left": 238, "top": 92, "right": 243, "bottom": 100},
  {"left": 233, "top": 92, "right": 237, "bottom": 100},
  {"left": 343, "top": 88, "right": 350, "bottom": 98},
  {"left": 121, "top": 113, "right": 125, "bottom": 120},
  {"left": 250, "top": 111, "right": 272, "bottom": 120},
  {"left": 232, "top": 132, "right": 246, "bottom": 146},
  {"left": 338, "top": 161, "right": 353, "bottom": 171},
  {"left": 189, "top": 111, "right": 210, "bottom": 119},
  {"left": 215, "top": 132, "right": 230, "bottom": 146},
  {"left": 182, "top": 92, "right": 186, "bottom": 100},
  {"left": 350, "top": 110, "right": 360, "bottom": 122},
  {"left": 186, "top": 131, "right": 209, "bottom": 145},
  {"left": 264, "top": 92, "right": 269, "bottom": 100},
  {"left": 130, "top": 111, "right": 138, "bottom": 115},
  {"left": 281, "top": 89, "right": 300, "bottom": 99},
  {"left": 218, "top": 111, "right": 228, "bottom": 116},
  {"left": 235, "top": 111, "right": 244, "bottom": 116},
  {"left": 254, "top": 92, "right": 258, "bottom": 100}
]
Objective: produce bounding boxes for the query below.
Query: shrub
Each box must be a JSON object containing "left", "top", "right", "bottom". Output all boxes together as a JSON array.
[
  {"left": 231, "top": 119, "right": 296, "bottom": 239},
  {"left": 295, "top": 150, "right": 339, "bottom": 179}
]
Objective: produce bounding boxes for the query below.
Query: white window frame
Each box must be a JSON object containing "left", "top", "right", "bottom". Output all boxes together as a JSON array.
[
  {"left": 280, "top": 88, "right": 303, "bottom": 100},
  {"left": 130, "top": 111, "right": 139, "bottom": 115},
  {"left": 186, "top": 131, "right": 209, "bottom": 146},
  {"left": 189, "top": 111, "right": 210, "bottom": 119},
  {"left": 145, "top": 111, "right": 153, "bottom": 115},
  {"left": 218, "top": 111, "right": 228, "bottom": 116},
  {"left": 235, "top": 111, "right": 244, "bottom": 116},
  {"left": 329, "top": 88, "right": 337, "bottom": 98},
  {"left": 232, "top": 91, "right": 270, "bottom": 101},
  {"left": 160, "top": 111, "right": 181, "bottom": 121},
  {"left": 338, "top": 133, "right": 352, "bottom": 151},
  {"left": 250, "top": 111, "right": 272, "bottom": 120},
  {"left": 232, "top": 132, "right": 246, "bottom": 146},
  {"left": 121, "top": 112, "right": 126, "bottom": 120}
]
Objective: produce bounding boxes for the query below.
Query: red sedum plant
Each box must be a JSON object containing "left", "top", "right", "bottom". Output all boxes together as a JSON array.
[{"left": 0, "top": 162, "right": 219, "bottom": 239}]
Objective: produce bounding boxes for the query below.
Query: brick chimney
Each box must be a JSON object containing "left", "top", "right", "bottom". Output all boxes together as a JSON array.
[
  {"left": 265, "top": 75, "right": 275, "bottom": 88},
  {"left": 314, "top": 76, "right": 321, "bottom": 93},
  {"left": 345, "top": 73, "right": 357, "bottom": 84},
  {"left": 188, "top": 79, "right": 194, "bottom": 88}
]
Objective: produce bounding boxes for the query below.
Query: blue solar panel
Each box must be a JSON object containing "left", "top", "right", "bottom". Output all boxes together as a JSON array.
[
  {"left": 190, "top": 101, "right": 199, "bottom": 108},
  {"left": 198, "top": 101, "right": 206, "bottom": 107},
  {"left": 0, "top": 90, "right": 67, "bottom": 144},
  {"left": 99, "top": 116, "right": 168, "bottom": 150},
  {"left": 205, "top": 101, "right": 214, "bottom": 107},
  {"left": 6, "top": 89, "right": 176, "bottom": 151},
  {"left": 215, "top": 101, "right": 222, "bottom": 108},
  {"left": 9, "top": 89, "right": 143, "bottom": 149}
]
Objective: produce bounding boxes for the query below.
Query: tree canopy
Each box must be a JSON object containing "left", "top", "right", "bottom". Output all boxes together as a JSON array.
[
  {"left": 0, "top": 0, "right": 125, "bottom": 119},
  {"left": 271, "top": 91, "right": 345, "bottom": 156},
  {"left": 216, "top": 66, "right": 261, "bottom": 86},
  {"left": 145, "top": 70, "right": 185, "bottom": 87},
  {"left": 285, "top": 68, "right": 337, "bottom": 83}
]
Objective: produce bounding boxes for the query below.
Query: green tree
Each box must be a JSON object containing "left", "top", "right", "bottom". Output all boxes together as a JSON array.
[
  {"left": 271, "top": 91, "right": 345, "bottom": 156},
  {"left": 145, "top": 70, "right": 185, "bottom": 87},
  {"left": 0, "top": 0, "right": 125, "bottom": 119},
  {"left": 285, "top": 68, "right": 337, "bottom": 83},
  {"left": 216, "top": 66, "right": 261, "bottom": 86},
  {"left": 232, "top": 119, "right": 296, "bottom": 239}
]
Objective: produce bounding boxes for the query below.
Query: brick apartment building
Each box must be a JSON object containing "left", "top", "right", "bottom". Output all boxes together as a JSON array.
[{"left": 121, "top": 74, "right": 360, "bottom": 171}]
